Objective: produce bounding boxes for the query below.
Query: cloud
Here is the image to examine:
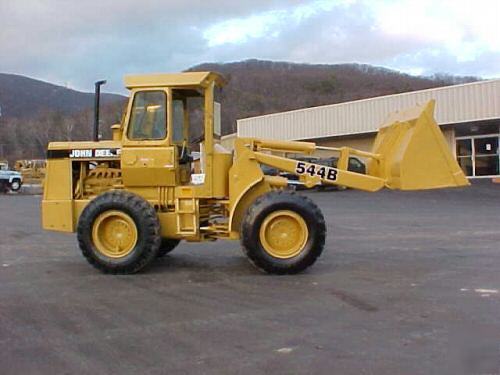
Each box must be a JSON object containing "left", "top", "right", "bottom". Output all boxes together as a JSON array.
[
  {"left": 0, "top": 0, "right": 498, "bottom": 93},
  {"left": 200, "top": 2, "right": 432, "bottom": 65},
  {"left": 0, "top": 0, "right": 302, "bottom": 91},
  {"left": 202, "top": 0, "right": 500, "bottom": 76},
  {"left": 203, "top": 0, "right": 351, "bottom": 47}
]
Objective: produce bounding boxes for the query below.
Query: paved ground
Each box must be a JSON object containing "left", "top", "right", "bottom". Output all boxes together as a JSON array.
[{"left": 0, "top": 183, "right": 499, "bottom": 375}]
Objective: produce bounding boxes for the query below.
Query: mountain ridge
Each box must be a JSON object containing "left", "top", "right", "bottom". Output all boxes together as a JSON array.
[
  {"left": 0, "top": 72, "right": 125, "bottom": 119},
  {"left": 188, "top": 60, "right": 478, "bottom": 133},
  {"left": 0, "top": 59, "right": 480, "bottom": 161}
]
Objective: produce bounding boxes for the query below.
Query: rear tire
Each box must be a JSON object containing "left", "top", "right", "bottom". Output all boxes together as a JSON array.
[
  {"left": 77, "top": 190, "right": 161, "bottom": 274},
  {"left": 241, "top": 191, "right": 326, "bottom": 274},
  {"left": 157, "top": 238, "right": 180, "bottom": 257}
]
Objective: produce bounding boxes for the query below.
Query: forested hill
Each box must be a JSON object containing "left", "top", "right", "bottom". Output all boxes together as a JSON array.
[
  {"left": 0, "top": 73, "right": 124, "bottom": 119},
  {"left": 0, "top": 60, "right": 478, "bottom": 161},
  {"left": 189, "top": 60, "right": 477, "bottom": 134},
  {"left": 0, "top": 74, "right": 125, "bottom": 161}
]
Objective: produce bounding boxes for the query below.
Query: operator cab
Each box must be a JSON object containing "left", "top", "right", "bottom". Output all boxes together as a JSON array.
[{"left": 118, "top": 72, "right": 231, "bottom": 197}]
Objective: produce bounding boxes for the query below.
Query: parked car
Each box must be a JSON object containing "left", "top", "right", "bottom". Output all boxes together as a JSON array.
[
  {"left": 0, "top": 162, "right": 23, "bottom": 193},
  {"left": 320, "top": 156, "right": 366, "bottom": 174},
  {"left": 260, "top": 164, "right": 280, "bottom": 176}
]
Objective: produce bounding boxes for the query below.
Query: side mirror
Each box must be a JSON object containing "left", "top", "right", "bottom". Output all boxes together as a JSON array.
[{"left": 111, "top": 124, "right": 122, "bottom": 141}]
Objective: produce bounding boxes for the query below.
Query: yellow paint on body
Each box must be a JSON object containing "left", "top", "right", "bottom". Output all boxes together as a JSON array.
[
  {"left": 41, "top": 72, "right": 469, "bottom": 251},
  {"left": 259, "top": 210, "right": 309, "bottom": 259},
  {"left": 92, "top": 210, "right": 138, "bottom": 258}
]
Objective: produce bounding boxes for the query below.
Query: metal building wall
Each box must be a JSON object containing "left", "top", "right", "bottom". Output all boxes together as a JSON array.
[{"left": 237, "top": 79, "right": 500, "bottom": 140}]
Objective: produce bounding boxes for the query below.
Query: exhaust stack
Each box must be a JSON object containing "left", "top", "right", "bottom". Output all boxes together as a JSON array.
[{"left": 93, "top": 80, "right": 107, "bottom": 142}]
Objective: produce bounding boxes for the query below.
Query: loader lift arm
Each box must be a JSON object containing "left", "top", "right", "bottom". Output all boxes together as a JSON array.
[
  {"left": 234, "top": 100, "right": 469, "bottom": 193},
  {"left": 250, "top": 143, "right": 385, "bottom": 192}
]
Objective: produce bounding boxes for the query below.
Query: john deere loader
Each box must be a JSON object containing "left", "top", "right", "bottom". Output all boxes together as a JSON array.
[{"left": 41, "top": 72, "right": 469, "bottom": 274}]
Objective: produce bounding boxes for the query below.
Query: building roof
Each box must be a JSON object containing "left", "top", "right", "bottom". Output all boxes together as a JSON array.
[
  {"left": 124, "top": 72, "right": 226, "bottom": 89},
  {"left": 237, "top": 79, "right": 500, "bottom": 140}
]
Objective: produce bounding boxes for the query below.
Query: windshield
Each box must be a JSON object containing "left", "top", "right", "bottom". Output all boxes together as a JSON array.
[{"left": 128, "top": 91, "right": 167, "bottom": 140}]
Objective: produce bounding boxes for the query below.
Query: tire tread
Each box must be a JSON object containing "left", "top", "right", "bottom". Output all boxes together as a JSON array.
[
  {"left": 240, "top": 191, "right": 326, "bottom": 275},
  {"left": 77, "top": 190, "right": 160, "bottom": 274}
]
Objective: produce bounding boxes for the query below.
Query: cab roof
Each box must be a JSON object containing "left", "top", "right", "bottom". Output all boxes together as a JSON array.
[{"left": 124, "top": 71, "right": 226, "bottom": 90}]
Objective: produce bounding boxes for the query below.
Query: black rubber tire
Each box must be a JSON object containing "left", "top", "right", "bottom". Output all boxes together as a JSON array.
[
  {"left": 10, "top": 179, "right": 21, "bottom": 192},
  {"left": 241, "top": 191, "right": 326, "bottom": 275},
  {"left": 77, "top": 190, "right": 161, "bottom": 274},
  {"left": 157, "top": 238, "right": 181, "bottom": 257}
]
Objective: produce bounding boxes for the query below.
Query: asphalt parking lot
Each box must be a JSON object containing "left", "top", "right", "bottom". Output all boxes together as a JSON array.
[{"left": 1, "top": 183, "right": 499, "bottom": 375}]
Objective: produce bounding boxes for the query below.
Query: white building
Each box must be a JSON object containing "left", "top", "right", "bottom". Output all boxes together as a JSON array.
[{"left": 224, "top": 79, "right": 500, "bottom": 179}]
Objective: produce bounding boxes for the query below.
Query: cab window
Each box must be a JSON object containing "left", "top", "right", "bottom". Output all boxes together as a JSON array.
[
  {"left": 128, "top": 91, "right": 167, "bottom": 140},
  {"left": 172, "top": 99, "right": 185, "bottom": 143}
]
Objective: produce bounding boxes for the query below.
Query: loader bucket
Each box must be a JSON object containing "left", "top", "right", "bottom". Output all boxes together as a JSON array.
[{"left": 368, "top": 100, "right": 469, "bottom": 190}]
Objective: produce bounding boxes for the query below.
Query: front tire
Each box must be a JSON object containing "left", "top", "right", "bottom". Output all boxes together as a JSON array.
[
  {"left": 10, "top": 179, "right": 21, "bottom": 192},
  {"left": 241, "top": 191, "right": 326, "bottom": 274},
  {"left": 77, "top": 191, "right": 161, "bottom": 274}
]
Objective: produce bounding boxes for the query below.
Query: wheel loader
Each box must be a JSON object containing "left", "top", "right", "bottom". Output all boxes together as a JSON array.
[{"left": 41, "top": 72, "right": 469, "bottom": 274}]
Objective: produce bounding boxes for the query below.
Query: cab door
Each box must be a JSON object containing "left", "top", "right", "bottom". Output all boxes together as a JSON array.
[{"left": 121, "top": 89, "right": 177, "bottom": 186}]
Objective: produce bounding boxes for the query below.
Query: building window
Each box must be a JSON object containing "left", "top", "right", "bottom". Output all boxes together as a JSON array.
[
  {"left": 456, "top": 135, "right": 499, "bottom": 177},
  {"left": 474, "top": 137, "right": 499, "bottom": 176},
  {"left": 456, "top": 139, "right": 473, "bottom": 176}
]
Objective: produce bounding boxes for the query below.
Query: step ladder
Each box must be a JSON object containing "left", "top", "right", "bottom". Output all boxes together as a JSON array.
[{"left": 175, "top": 194, "right": 198, "bottom": 236}]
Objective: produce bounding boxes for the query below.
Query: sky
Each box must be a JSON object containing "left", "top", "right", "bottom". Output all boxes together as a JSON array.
[{"left": 1, "top": 0, "right": 499, "bottom": 93}]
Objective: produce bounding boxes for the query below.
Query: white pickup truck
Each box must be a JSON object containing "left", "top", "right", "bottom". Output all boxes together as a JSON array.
[{"left": 0, "top": 162, "right": 23, "bottom": 193}]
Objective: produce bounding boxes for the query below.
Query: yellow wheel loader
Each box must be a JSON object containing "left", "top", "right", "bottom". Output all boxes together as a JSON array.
[{"left": 41, "top": 72, "right": 469, "bottom": 274}]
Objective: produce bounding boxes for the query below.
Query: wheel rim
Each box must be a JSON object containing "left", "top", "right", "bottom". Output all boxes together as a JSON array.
[
  {"left": 11, "top": 181, "right": 19, "bottom": 190},
  {"left": 92, "top": 210, "right": 138, "bottom": 258},
  {"left": 259, "top": 210, "right": 309, "bottom": 259}
]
